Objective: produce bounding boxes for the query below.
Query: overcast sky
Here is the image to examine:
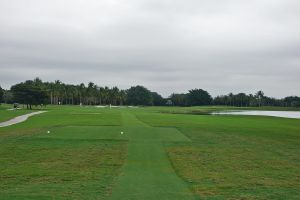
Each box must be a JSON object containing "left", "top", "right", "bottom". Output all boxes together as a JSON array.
[{"left": 0, "top": 0, "right": 299, "bottom": 97}]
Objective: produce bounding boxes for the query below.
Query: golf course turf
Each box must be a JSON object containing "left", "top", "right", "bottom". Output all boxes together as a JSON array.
[
  {"left": 0, "top": 105, "right": 34, "bottom": 123},
  {"left": 0, "top": 105, "right": 299, "bottom": 199}
]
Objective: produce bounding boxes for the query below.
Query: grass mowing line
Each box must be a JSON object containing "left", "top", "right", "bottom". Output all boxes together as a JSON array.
[
  {"left": 135, "top": 113, "right": 194, "bottom": 143},
  {"left": 108, "top": 110, "right": 196, "bottom": 200}
]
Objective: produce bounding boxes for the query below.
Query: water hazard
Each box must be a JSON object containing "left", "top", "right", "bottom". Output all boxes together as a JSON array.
[{"left": 212, "top": 110, "right": 300, "bottom": 119}]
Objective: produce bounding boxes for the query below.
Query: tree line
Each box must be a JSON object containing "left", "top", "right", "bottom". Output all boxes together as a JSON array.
[
  {"left": 0, "top": 78, "right": 299, "bottom": 109},
  {"left": 213, "top": 91, "right": 300, "bottom": 107},
  {"left": 0, "top": 78, "right": 165, "bottom": 109}
]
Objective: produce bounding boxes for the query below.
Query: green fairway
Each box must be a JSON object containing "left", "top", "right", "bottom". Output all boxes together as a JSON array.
[
  {"left": 0, "top": 106, "right": 126, "bottom": 199},
  {"left": 136, "top": 111, "right": 300, "bottom": 199},
  {"left": 108, "top": 112, "right": 194, "bottom": 200},
  {"left": 0, "top": 105, "right": 299, "bottom": 199}
]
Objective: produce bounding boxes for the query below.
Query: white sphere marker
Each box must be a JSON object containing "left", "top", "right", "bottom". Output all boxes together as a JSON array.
[
  {"left": 121, "top": 131, "right": 124, "bottom": 135},
  {"left": 47, "top": 131, "right": 50, "bottom": 133}
]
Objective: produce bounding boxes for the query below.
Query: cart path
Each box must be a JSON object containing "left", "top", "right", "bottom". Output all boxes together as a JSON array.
[
  {"left": 0, "top": 111, "right": 47, "bottom": 127},
  {"left": 108, "top": 111, "right": 195, "bottom": 200}
]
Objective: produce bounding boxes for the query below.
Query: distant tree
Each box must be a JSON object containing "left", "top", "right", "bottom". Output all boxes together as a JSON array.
[
  {"left": 151, "top": 92, "right": 166, "bottom": 106},
  {"left": 234, "top": 93, "right": 249, "bottom": 107},
  {"left": 48, "top": 80, "right": 64, "bottom": 105},
  {"left": 78, "top": 83, "right": 86, "bottom": 105},
  {"left": 255, "top": 90, "right": 264, "bottom": 107},
  {"left": 170, "top": 93, "right": 187, "bottom": 106},
  {"left": 3, "top": 90, "right": 13, "bottom": 104},
  {"left": 118, "top": 90, "right": 127, "bottom": 105},
  {"left": 110, "top": 86, "right": 120, "bottom": 105},
  {"left": 249, "top": 94, "right": 257, "bottom": 106},
  {"left": 213, "top": 92, "right": 292, "bottom": 107},
  {"left": 126, "top": 86, "right": 153, "bottom": 105},
  {"left": 187, "top": 89, "right": 212, "bottom": 106},
  {"left": 86, "top": 82, "right": 96, "bottom": 105},
  {"left": 228, "top": 93, "right": 234, "bottom": 106},
  {"left": 6, "top": 78, "right": 299, "bottom": 108},
  {"left": 284, "top": 96, "right": 300, "bottom": 107},
  {"left": 103, "top": 86, "right": 110, "bottom": 105},
  {"left": 0, "top": 86, "right": 4, "bottom": 104},
  {"left": 11, "top": 80, "right": 49, "bottom": 109}
]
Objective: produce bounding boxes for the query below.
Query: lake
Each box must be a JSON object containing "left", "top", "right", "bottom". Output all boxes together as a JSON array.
[{"left": 212, "top": 110, "right": 300, "bottom": 119}]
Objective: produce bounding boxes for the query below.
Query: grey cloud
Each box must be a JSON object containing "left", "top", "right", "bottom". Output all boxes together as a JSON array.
[{"left": 0, "top": 0, "right": 299, "bottom": 97}]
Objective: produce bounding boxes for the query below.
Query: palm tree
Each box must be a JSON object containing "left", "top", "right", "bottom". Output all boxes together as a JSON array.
[
  {"left": 103, "top": 86, "right": 110, "bottom": 105},
  {"left": 53, "top": 80, "right": 62, "bottom": 104},
  {"left": 110, "top": 87, "right": 119, "bottom": 105},
  {"left": 255, "top": 90, "right": 264, "bottom": 107},
  {"left": 119, "top": 90, "right": 127, "bottom": 105},
  {"left": 98, "top": 87, "right": 105, "bottom": 105},
  {"left": 78, "top": 83, "right": 86, "bottom": 105}
]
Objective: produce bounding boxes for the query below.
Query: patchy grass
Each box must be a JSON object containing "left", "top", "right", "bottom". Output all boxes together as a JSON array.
[
  {"left": 0, "top": 138, "right": 127, "bottom": 200},
  {"left": 0, "top": 105, "right": 299, "bottom": 199},
  {"left": 0, "top": 106, "right": 126, "bottom": 200},
  {"left": 137, "top": 110, "right": 300, "bottom": 199}
]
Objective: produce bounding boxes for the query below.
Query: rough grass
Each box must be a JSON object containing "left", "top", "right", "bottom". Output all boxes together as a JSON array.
[
  {"left": 0, "top": 106, "right": 126, "bottom": 200},
  {"left": 137, "top": 110, "right": 300, "bottom": 199},
  {"left": 0, "top": 138, "right": 127, "bottom": 200},
  {"left": 0, "top": 105, "right": 299, "bottom": 199}
]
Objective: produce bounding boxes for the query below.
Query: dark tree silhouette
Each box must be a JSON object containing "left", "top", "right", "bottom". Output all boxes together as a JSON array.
[
  {"left": 152, "top": 92, "right": 166, "bottom": 106},
  {"left": 126, "top": 86, "right": 153, "bottom": 106},
  {"left": 5, "top": 78, "right": 300, "bottom": 108},
  {"left": 187, "top": 89, "right": 212, "bottom": 106},
  {"left": 169, "top": 93, "right": 187, "bottom": 106},
  {"left": 11, "top": 80, "right": 48, "bottom": 109},
  {"left": 0, "top": 86, "right": 4, "bottom": 104}
]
